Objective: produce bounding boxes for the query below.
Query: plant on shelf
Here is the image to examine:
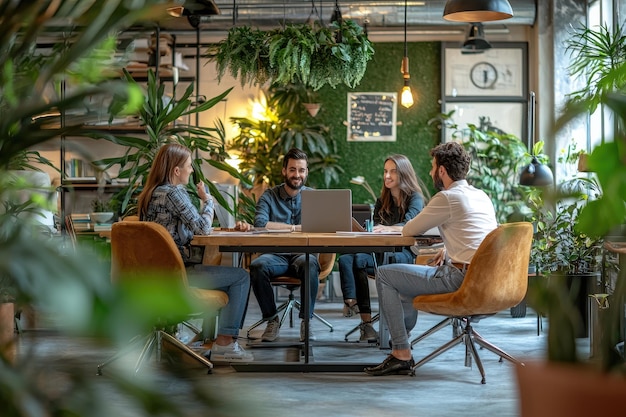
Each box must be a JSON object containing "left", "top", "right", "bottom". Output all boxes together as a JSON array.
[
  {"left": 93, "top": 69, "right": 250, "bottom": 216},
  {"left": 89, "top": 195, "right": 120, "bottom": 220},
  {"left": 211, "top": 20, "right": 374, "bottom": 90},
  {"left": 520, "top": 141, "right": 604, "bottom": 277}
]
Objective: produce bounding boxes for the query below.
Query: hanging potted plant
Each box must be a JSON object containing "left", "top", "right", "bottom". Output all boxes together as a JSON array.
[
  {"left": 211, "top": 26, "right": 274, "bottom": 87},
  {"left": 211, "top": 19, "right": 373, "bottom": 90}
]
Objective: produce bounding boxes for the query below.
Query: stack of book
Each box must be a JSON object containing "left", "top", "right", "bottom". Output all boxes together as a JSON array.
[
  {"left": 70, "top": 213, "right": 91, "bottom": 232},
  {"left": 93, "top": 223, "right": 112, "bottom": 232}
]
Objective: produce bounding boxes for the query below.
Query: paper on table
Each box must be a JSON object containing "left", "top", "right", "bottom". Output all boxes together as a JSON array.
[{"left": 336, "top": 231, "right": 402, "bottom": 236}]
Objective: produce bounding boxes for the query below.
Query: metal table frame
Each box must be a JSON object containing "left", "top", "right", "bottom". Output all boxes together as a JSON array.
[{"left": 191, "top": 232, "right": 416, "bottom": 372}]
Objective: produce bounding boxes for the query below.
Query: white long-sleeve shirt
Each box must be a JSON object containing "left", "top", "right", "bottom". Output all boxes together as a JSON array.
[{"left": 402, "top": 180, "right": 497, "bottom": 264}]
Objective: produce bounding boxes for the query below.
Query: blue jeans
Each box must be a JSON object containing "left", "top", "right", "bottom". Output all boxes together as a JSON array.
[
  {"left": 187, "top": 265, "right": 250, "bottom": 338},
  {"left": 376, "top": 263, "right": 465, "bottom": 351},
  {"left": 338, "top": 248, "right": 415, "bottom": 314},
  {"left": 249, "top": 253, "right": 320, "bottom": 319}
]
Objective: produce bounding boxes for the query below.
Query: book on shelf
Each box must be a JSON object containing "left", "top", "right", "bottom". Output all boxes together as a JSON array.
[
  {"left": 73, "top": 222, "right": 92, "bottom": 232},
  {"left": 70, "top": 213, "right": 91, "bottom": 222},
  {"left": 93, "top": 223, "right": 112, "bottom": 232}
]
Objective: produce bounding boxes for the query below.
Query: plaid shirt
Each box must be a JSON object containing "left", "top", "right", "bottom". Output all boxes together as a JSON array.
[{"left": 145, "top": 183, "right": 214, "bottom": 262}]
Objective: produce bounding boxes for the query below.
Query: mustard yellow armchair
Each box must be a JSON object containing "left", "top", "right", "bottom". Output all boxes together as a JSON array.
[{"left": 411, "top": 222, "right": 533, "bottom": 384}]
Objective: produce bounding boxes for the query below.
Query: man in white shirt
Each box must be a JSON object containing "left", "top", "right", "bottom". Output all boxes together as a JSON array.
[{"left": 365, "top": 141, "right": 497, "bottom": 376}]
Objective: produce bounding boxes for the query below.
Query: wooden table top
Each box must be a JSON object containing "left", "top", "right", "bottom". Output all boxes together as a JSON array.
[{"left": 191, "top": 231, "right": 416, "bottom": 249}]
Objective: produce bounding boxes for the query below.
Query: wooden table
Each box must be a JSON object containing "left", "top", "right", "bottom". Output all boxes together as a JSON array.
[{"left": 192, "top": 231, "right": 416, "bottom": 372}]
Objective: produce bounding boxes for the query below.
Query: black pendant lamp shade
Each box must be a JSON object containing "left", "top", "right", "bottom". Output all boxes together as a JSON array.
[
  {"left": 167, "top": 0, "right": 220, "bottom": 17},
  {"left": 462, "top": 22, "right": 491, "bottom": 53},
  {"left": 519, "top": 157, "right": 554, "bottom": 186},
  {"left": 443, "top": 0, "right": 513, "bottom": 22}
]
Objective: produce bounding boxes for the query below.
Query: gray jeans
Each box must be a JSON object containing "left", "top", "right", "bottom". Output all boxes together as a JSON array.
[{"left": 376, "top": 263, "right": 465, "bottom": 351}]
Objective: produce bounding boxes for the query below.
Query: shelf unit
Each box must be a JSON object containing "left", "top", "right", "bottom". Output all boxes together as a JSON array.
[{"left": 58, "top": 27, "right": 198, "bottom": 224}]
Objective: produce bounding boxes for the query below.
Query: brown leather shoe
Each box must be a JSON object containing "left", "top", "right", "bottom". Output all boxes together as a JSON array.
[{"left": 364, "top": 354, "right": 415, "bottom": 376}]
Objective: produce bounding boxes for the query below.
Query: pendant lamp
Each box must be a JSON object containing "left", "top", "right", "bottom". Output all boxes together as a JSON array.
[
  {"left": 461, "top": 23, "right": 491, "bottom": 54},
  {"left": 519, "top": 157, "right": 554, "bottom": 186},
  {"left": 400, "top": 0, "right": 414, "bottom": 108},
  {"left": 443, "top": 0, "right": 513, "bottom": 22},
  {"left": 519, "top": 92, "right": 554, "bottom": 186},
  {"left": 167, "top": 0, "right": 220, "bottom": 18}
]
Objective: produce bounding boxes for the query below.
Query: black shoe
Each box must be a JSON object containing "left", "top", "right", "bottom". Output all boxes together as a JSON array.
[{"left": 364, "top": 354, "right": 415, "bottom": 376}]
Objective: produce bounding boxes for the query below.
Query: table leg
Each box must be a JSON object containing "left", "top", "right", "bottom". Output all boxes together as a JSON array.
[{"left": 302, "top": 252, "right": 310, "bottom": 363}]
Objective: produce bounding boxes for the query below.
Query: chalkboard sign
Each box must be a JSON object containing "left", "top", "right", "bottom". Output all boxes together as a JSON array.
[{"left": 347, "top": 92, "right": 397, "bottom": 142}]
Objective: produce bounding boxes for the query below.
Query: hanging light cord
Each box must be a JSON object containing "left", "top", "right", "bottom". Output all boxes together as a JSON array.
[{"left": 404, "top": 0, "right": 408, "bottom": 58}]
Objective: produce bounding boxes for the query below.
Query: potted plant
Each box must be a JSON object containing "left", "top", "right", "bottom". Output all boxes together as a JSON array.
[
  {"left": 92, "top": 69, "right": 250, "bottom": 216},
  {"left": 90, "top": 196, "right": 117, "bottom": 224},
  {"left": 211, "top": 19, "right": 373, "bottom": 91},
  {"left": 230, "top": 83, "right": 343, "bottom": 190},
  {"left": 516, "top": 21, "right": 626, "bottom": 417}
]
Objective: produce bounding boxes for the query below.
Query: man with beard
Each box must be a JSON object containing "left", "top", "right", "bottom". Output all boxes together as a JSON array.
[
  {"left": 364, "top": 141, "right": 498, "bottom": 376},
  {"left": 249, "top": 148, "right": 321, "bottom": 342}
]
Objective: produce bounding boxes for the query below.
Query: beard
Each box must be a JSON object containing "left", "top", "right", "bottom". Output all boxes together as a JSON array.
[
  {"left": 285, "top": 175, "right": 306, "bottom": 191},
  {"left": 432, "top": 171, "right": 445, "bottom": 191}
]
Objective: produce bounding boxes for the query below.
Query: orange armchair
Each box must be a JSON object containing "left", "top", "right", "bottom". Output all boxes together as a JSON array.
[
  {"left": 97, "top": 221, "right": 228, "bottom": 375},
  {"left": 410, "top": 222, "right": 533, "bottom": 384}
]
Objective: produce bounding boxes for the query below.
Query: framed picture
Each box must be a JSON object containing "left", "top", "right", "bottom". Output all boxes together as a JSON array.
[
  {"left": 443, "top": 42, "right": 527, "bottom": 98},
  {"left": 347, "top": 92, "right": 397, "bottom": 142},
  {"left": 443, "top": 102, "right": 526, "bottom": 143}
]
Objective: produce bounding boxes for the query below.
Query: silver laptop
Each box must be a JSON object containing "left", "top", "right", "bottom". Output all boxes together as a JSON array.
[{"left": 301, "top": 189, "right": 353, "bottom": 233}]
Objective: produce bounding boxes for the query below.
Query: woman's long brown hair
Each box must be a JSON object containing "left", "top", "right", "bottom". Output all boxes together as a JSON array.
[
  {"left": 137, "top": 143, "right": 192, "bottom": 220},
  {"left": 378, "top": 154, "right": 429, "bottom": 222}
]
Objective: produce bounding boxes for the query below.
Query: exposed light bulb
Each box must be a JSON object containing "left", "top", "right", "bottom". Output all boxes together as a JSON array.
[
  {"left": 400, "top": 56, "right": 414, "bottom": 108},
  {"left": 400, "top": 85, "right": 414, "bottom": 108}
]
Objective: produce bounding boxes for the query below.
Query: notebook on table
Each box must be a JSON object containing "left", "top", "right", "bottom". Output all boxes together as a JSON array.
[{"left": 301, "top": 189, "right": 353, "bottom": 233}]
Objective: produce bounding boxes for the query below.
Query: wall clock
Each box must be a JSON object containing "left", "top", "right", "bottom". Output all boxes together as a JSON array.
[
  {"left": 470, "top": 62, "right": 498, "bottom": 89},
  {"left": 443, "top": 43, "right": 527, "bottom": 98}
]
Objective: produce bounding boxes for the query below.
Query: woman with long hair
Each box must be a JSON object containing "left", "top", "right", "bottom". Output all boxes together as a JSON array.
[
  {"left": 338, "top": 154, "right": 429, "bottom": 342},
  {"left": 137, "top": 143, "right": 253, "bottom": 362}
]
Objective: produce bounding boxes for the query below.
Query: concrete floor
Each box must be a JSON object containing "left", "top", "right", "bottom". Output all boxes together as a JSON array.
[{"left": 16, "top": 292, "right": 575, "bottom": 417}]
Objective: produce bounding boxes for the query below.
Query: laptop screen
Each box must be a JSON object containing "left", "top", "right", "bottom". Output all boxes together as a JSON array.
[{"left": 301, "top": 189, "right": 353, "bottom": 233}]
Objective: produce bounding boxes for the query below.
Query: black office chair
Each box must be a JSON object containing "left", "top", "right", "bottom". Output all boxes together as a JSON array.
[{"left": 246, "top": 253, "right": 336, "bottom": 338}]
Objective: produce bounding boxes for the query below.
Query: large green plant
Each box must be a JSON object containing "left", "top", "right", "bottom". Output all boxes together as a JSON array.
[
  {"left": 0, "top": 2, "right": 256, "bottom": 416},
  {"left": 526, "top": 22, "right": 626, "bottom": 372},
  {"left": 212, "top": 20, "right": 374, "bottom": 90},
  {"left": 524, "top": 178, "right": 604, "bottom": 276},
  {"left": 230, "top": 83, "right": 343, "bottom": 189},
  {"left": 93, "top": 70, "right": 250, "bottom": 216},
  {"left": 565, "top": 22, "right": 626, "bottom": 114},
  {"left": 430, "top": 111, "right": 528, "bottom": 224}
]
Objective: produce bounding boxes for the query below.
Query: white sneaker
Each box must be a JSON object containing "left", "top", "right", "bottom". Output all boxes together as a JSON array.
[
  {"left": 188, "top": 340, "right": 211, "bottom": 356},
  {"left": 300, "top": 320, "right": 316, "bottom": 342},
  {"left": 261, "top": 317, "right": 280, "bottom": 342},
  {"left": 211, "top": 341, "right": 254, "bottom": 362}
]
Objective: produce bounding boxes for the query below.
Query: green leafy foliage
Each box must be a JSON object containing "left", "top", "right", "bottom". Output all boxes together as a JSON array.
[
  {"left": 230, "top": 83, "right": 342, "bottom": 189},
  {"left": 0, "top": 2, "right": 259, "bottom": 416},
  {"left": 525, "top": 180, "right": 604, "bottom": 275},
  {"left": 212, "top": 26, "right": 273, "bottom": 87},
  {"left": 566, "top": 22, "right": 626, "bottom": 113},
  {"left": 93, "top": 70, "right": 250, "bottom": 216},
  {"left": 431, "top": 111, "right": 528, "bottom": 224},
  {"left": 211, "top": 20, "right": 373, "bottom": 90}
]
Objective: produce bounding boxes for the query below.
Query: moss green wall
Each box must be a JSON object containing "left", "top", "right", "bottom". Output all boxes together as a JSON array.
[{"left": 311, "top": 42, "right": 441, "bottom": 203}]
